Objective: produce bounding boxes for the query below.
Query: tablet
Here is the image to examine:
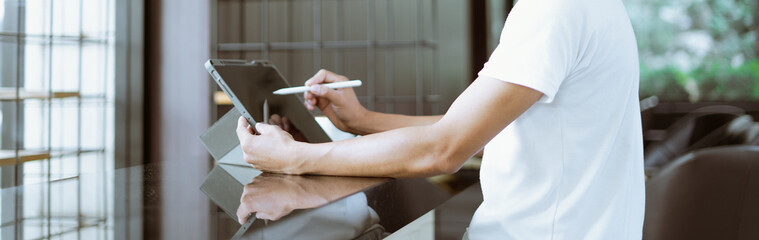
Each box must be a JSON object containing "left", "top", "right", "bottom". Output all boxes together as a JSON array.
[{"left": 205, "top": 59, "right": 331, "bottom": 143}]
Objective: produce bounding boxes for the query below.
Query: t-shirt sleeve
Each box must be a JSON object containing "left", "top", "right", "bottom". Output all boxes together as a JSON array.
[{"left": 478, "top": 0, "right": 580, "bottom": 103}]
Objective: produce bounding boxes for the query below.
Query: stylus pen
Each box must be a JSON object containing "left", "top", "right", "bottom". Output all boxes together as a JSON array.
[{"left": 272, "top": 80, "right": 362, "bottom": 95}]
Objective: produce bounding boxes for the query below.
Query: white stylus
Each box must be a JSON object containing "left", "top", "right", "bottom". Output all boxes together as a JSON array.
[{"left": 272, "top": 80, "right": 362, "bottom": 95}]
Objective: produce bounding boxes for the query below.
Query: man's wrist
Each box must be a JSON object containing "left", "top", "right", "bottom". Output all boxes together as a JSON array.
[
  {"left": 288, "top": 141, "right": 312, "bottom": 175},
  {"left": 346, "top": 108, "right": 375, "bottom": 135}
]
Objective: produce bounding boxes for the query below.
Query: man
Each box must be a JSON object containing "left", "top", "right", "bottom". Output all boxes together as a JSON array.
[{"left": 236, "top": 0, "right": 645, "bottom": 238}]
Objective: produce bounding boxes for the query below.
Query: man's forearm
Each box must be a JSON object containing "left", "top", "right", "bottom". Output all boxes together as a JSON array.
[
  {"left": 350, "top": 111, "right": 442, "bottom": 135},
  {"left": 293, "top": 123, "right": 467, "bottom": 178},
  {"left": 298, "top": 176, "right": 387, "bottom": 201}
]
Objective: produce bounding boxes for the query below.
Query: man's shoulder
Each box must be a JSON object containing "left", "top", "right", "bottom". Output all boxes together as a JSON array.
[
  {"left": 513, "top": 0, "right": 622, "bottom": 20},
  {"left": 509, "top": 0, "right": 605, "bottom": 30}
]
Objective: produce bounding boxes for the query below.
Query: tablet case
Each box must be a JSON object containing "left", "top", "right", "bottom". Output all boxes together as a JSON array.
[
  {"left": 201, "top": 109, "right": 242, "bottom": 161},
  {"left": 205, "top": 59, "right": 331, "bottom": 143}
]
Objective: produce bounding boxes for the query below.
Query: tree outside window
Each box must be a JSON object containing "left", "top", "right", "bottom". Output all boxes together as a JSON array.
[{"left": 626, "top": 0, "right": 759, "bottom": 102}]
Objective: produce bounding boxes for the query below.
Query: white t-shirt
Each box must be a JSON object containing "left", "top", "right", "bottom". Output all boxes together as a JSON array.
[{"left": 468, "top": 0, "right": 645, "bottom": 239}]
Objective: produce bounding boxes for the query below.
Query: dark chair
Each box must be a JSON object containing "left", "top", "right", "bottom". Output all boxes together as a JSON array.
[
  {"left": 744, "top": 123, "right": 759, "bottom": 145},
  {"left": 643, "top": 145, "right": 759, "bottom": 240},
  {"left": 644, "top": 105, "right": 751, "bottom": 176}
]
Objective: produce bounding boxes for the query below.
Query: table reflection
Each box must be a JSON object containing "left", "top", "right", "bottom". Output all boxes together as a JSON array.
[
  {"left": 202, "top": 162, "right": 456, "bottom": 239},
  {"left": 236, "top": 173, "right": 389, "bottom": 240}
]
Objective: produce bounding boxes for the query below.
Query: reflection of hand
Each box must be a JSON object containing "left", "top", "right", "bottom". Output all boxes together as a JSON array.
[
  {"left": 268, "top": 114, "right": 308, "bottom": 142},
  {"left": 236, "top": 174, "right": 328, "bottom": 223},
  {"left": 236, "top": 116, "right": 304, "bottom": 174},
  {"left": 303, "top": 69, "right": 369, "bottom": 135},
  {"left": 235, "top": 173, "right": 388, "bottom": 224}
]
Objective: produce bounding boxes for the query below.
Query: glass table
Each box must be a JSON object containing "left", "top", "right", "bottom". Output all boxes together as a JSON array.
[{"left": 0, "top": 162, "right": 481, "bottom": 239}]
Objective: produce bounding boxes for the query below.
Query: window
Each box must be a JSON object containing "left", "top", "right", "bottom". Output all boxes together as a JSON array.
[
  {"left": 626, "top": 0, "right": 759, "bottom": 102},
  {"left": 0, "top": 0, "right": 115, "bottom": 239}
]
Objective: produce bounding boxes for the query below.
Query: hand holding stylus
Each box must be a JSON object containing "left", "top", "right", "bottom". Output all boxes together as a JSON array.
[{"left": 303, "top": 70, "right": 370, "bottom": 135}]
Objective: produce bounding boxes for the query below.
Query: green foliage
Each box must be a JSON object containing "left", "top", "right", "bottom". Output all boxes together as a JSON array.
[
  {"left": 692, "top": 59, "right": 759, "bottom": 101},
  {"left": 639, "top": 65, "right": 690, "bottom": 101},
  {"left": 626, "top": 0, "right": 759, "bottom": 102}
]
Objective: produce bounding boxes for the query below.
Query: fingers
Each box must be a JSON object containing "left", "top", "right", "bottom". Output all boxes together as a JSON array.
[
  {"left": 309, "top": 85, "right": 340, "bottom": 102},
  {"left": 305, "top": 69, "right": 347, "bottom": 87},
  {"left": 281, "top": 116, "right": 291, "bottom": 132},
  {"left": 236, "top": 116, "right": 254, "bottom": 144},
  {"left": 304, "top": 100, "right": 314, "bottom": 111},
  {"left": 267, "top": 114, "right": 294, "bottom": 133},
  {"left": 237, "top": 203, "right": 253, "bottom": 224},
  {"left": 309, "top": 85, "right": 345, "bottom": 110},
  {"left": 269, "top": 114, "right": 282, "bottom": 127},
  {"left": 254, "top": 122, "right": 278, "bottom": 135},
  {"left": 304, "top": 92, "right": 317, "bottom": 110}
]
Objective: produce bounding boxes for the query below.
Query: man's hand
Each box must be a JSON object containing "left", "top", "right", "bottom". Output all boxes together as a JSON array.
[
  {"left": 236, "top": 174, "right": 329, "bottom": 223},
  {"left": 303, "top": 69, "right": 369, "bottom": 134},
  {"left": 235, "top": 173, "right": 387, "bottom": 224},
  {"left": 236, "top": 116, "right": 305, "bottom": 174}
]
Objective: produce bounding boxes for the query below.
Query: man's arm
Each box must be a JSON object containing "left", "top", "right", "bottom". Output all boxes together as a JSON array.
[
  {"left": 348, "top": 112, "right": 442, "bottom": 135},
  {"left": 237, "top": 76, "right": 542, "bottom": 178},
  {"left": 237, "top": 174, "right": 385, "bottom": 222}
]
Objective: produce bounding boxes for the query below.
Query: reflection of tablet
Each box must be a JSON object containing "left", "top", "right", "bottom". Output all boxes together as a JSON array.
[{"left": 205, "top": 59, "right": 331, "bottom": 143}]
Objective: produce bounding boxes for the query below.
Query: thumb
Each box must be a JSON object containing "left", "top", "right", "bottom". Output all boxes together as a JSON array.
[
  {"left": 255, "top": 212, "right": 270, "bottom": 220},
  {"left": 236, "top": 116, "right": 254, "bottom": 143},
  {"left": 254, "top": 123, "right": 279, "bottom": 135}
]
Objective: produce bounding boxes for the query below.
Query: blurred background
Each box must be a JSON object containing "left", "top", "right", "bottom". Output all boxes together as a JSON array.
[
  {"left": 631, "top": 0, "right": 758, "bottom": 102},
  {"left": 0, "top": 0, "right": 756, "bottom": 239}
]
